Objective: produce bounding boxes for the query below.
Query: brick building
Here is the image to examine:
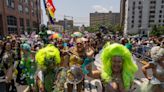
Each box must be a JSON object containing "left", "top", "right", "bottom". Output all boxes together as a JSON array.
[{"left": 0, "top": 0, "right": 41, "bottom": 36}]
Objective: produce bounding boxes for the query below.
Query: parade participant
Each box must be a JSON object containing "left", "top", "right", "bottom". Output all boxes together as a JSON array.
[
  {"left": 57, "top": 38, "right": 69, "bottom": 68},
  {"left": 142, "top": 46, "right": 164, "bottom": 92},
  {"left": 67, "top": 38, "right": 86, "bottom": 92},
  {"left": 69, "top": 38, "right": 86, "bottom": 67},
  {"left": 82, "top": 38, "right": 95, "bottom": 74},
  {"left": 35, "top": 44, "right": 67, "bottom": 92},
  {"left": 88, "top": 43, "right": 138, "bottom": 91},
  {"left": 0, "top": 41, "right": 17, "bottom": 91},
  {"left": 14, "top": 41, "right": 24, "bottom": 84},
  {"left": 19, "top": 43, "right": 36, "bottom": 91},
  {"left": 101, "top": 43, "right": 138, "bottom": 92}
]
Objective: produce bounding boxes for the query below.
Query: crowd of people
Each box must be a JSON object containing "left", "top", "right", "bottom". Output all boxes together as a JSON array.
[{"left": 0, "top": 31, "right": 163, "bottom": 92}]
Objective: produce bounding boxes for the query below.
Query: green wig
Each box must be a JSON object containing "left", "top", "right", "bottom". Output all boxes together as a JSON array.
[
  {"left": 35, "top": 44, "right": 61, "bottom": 70},
  {"left": 101, "top": 43, "right": 138, "bottom": 90}
]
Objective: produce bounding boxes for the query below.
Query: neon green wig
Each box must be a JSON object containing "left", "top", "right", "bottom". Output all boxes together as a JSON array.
[
  {"left": 35, "top": 44, "right": 61, "bottom": 70},
  {"left": 101, "top": 43, "right": 138, "bottom": 90}
]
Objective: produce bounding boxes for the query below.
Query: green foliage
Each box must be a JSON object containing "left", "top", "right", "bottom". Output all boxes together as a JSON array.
[
  {"left": 150, "top": 25, "right": 164, "bottom": 36},
  {"left": 114, "top": 24, "right": 124, "bottom": 35},
  {"left": 86, "top": 23, "right": 124, "bottom": 34}
]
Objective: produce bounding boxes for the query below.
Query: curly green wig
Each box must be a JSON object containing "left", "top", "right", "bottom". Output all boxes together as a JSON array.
[
  {"left": 101, "top": 43, "right": 138, "bottom": 90},
  {"left": 35, "top": 44, "right": 61, "bottom": 70}
]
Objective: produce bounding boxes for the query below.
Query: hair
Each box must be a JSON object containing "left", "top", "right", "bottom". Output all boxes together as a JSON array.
[
  {"left": 21, "top": 43, "right": 31, "bottom": 52},
  {"left": 151, "top": 46, "right": 164, "bottom": 61},
  {"left": 35, "top": 44, "right": 61, "bottom": 70},
  {"left": 101, "top": 43, "right": 138, "bottom": 90},
  {"left": 15, "top": 41, "right": 21, "bottom": 60},
  {"left": 0, "top": 41, "right": 12, "bottom": 57}
]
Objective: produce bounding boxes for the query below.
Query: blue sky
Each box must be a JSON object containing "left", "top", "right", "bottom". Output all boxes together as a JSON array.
[{"left": 41, "top": 0, "right": 120, "bottom": 26}]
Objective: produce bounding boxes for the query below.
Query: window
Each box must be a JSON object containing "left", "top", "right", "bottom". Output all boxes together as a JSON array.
[
  {"left": 159, "top": 10, "right": 162, "bottom": 13},
  {"left": 26, "top": 19, "right": 31, "bottom": 32},
  {"left": 138, "top": 24, "right": 141, "bottom": 27},
  {"left": 150, "top": 6, "right": 156, "bottom": 9},
  {"left": 25, "top": 7, "right": 29, "bottom": 14},
  {"left": 139, "top": 10, "right": 142, "bottom": 14},
  {"left": 25, "top": 0, "right": 29, "bottom": 4},
  {"left": 139, "top": 20, "right": 142, "bottom": 23},
  {"left": 139, "top": 15, "right": 142, "bottom": 18},
  {"left": 133, "top": 7, "right": 135, "bottom": 10},
  {"left": 131, "top": 25, "right": 134, "bottom": 28},
  {"left": 162, "top": 5, "right": 164, "bottom": 8},
  {"left": 132, "top": 16, "right": 134, "bottom": 18},
  {"left": 26, "top": 19, "right": 30, "bottom": 27},
  {"left": 20, "top": 18, "right": 24, "bottom": 27},
  {"left": 139, "top": 1, "right": 142, "bottom": 4},
  {"left": 149, "top": 15, "right": 155, "bottom": 18},
  {"left": 6, "top": 0, "right": 14, "bottom": 8},
  {"left": 7, "top": 16, "right": 17, "bottom": 34},
  {"left": 149, "top": 20, "right": 154, "bottom": 22},
  {"left": 18, "top": 5, "right": 23, "bottom": 13},
  {"left": 132, "top": 11, "right": 135, "bottom": 14},
  {"left": 150, "top": 11, "right": 155, "bottom": 13},
  {"left": 162, "top": 0, "right": 164, "bottom": 3},
  {"left": 20, "top": 18, "right": 24, "bottom": 33},
  {"left": 133, "top": 2, "right": 135, "bottom": 5},
  {"left": 132, "top": 20, "right": 134, "bottom": 23},
  {"left": 159, "top": 15, "right": 162, "bottom": 18},
  {"left": 19, "top": 0, "right": 23, "bottom": 3},
  {"left": 148, "top": 24, "right": 151, "bottom": 27},
  {"left": 32, "top": 22, "right": 37, "bottom": 31},
  {"left": 150, "top": 1, "right": 156, "bottom": 4},
  {"left": 159, "top": 20, "right": 161, "bottom": 23}
]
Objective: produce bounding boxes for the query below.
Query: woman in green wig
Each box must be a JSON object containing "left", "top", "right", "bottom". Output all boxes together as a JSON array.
[{"left": 101, "top": 43, "right": 138, "bottom": 92}]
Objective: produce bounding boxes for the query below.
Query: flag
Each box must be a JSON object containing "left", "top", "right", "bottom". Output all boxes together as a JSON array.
[
  {"left": 43, "top": 0, "right": 56, "bottom": 24},
  {"left": 46, "top": 0, "right": 56, "bottom": 19}
]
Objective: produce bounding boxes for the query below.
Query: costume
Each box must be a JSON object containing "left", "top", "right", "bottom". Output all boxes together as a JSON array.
[
  {"left": 101, "top": 43, "right": 138, "bottom": 90},
  {"left": 35, "top": 44, "right": 67, "bottom": 92},
  {"left": 69, "top": 47, "right": 85, "bottom": 67},
  {"left": 19, "top": 43, "right": 36, "bottom": 87}
]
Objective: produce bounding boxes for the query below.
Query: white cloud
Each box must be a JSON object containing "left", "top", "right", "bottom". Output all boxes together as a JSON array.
[{"left": 92, "top": 5, "right": 109, "bottom": 13}]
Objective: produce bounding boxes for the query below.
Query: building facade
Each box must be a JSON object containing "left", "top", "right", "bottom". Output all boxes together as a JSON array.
[
  {"left": 0, "top": 0, "right": 41, "bottom": 36},
  {"left": 123, "top": 0, "right": 164, "bottom": 35},
  {"left": 47, "top": 19, "right": 73, "bottom": 32},
  {"left": 90, "top": 11, "right": 120, "bottom": 27}
]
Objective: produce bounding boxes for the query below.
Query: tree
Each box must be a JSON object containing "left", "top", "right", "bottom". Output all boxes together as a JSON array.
[
  {"left": 114, "top": 24, "right": 124, "bottom": 35},
  {"left": 150, "top": 25, "right": 164, "bottom": 36}
]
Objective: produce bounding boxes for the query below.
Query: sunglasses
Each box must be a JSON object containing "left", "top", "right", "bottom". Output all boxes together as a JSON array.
[{"left": 77, "top": 43, "right": 82, "bottom": 45}]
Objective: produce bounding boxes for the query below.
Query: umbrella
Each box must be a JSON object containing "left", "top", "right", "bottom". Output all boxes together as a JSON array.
[
  {"left": 71, "top": 34, "right": 75, "bottom": 37},
  {"left": 72, "top": 32, "right": 83, "bottom": 37},
  {"left": 49, "top": 33, "right": 62, "bottom": 39},
  {"left": 47, "top": 30, "right": 55, "bottom": 34}
]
